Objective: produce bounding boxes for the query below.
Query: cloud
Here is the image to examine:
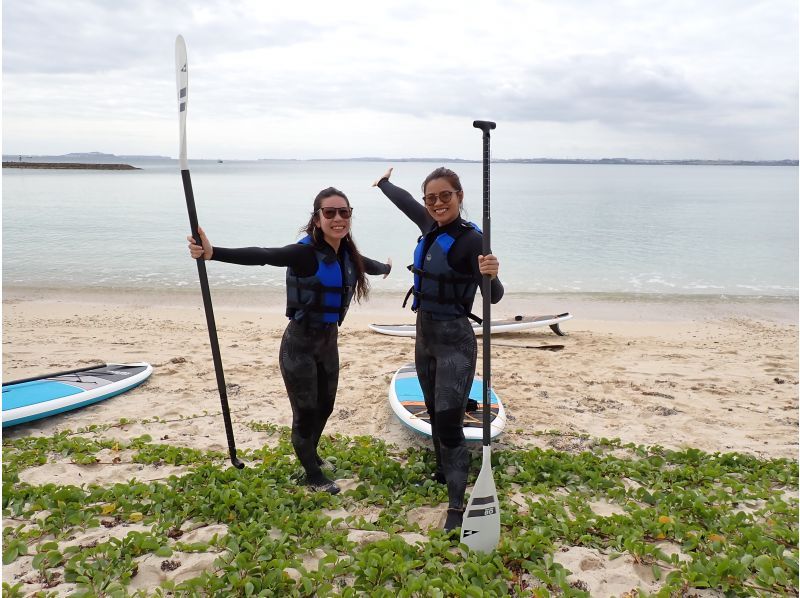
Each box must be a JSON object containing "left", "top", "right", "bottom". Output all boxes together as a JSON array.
[
  {"left": 2, "top": 0, "right": 797, "bottom": 159},
  {"left": 2, "top": 0, "right": 324, "bottom": 75}
]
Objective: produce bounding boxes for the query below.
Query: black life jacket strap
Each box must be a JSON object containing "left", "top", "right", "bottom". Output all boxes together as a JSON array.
[
  {"left": 286, "top": 279, "right": 343, "bottom": 294},
  {"left": 402, "top": 286, "right": 414, "bottom": 309},
  {"left": 408, "top": 266, "right": 473, "bottom": 285},
  {"left": 412, "top": 291, "right": 472, "bottom": 306},
  {"left": 285, "top": 300, "right": 341, "bottom": 314}
]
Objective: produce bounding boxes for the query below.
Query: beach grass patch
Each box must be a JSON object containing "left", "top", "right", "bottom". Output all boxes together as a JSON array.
[{"left": 2, "top": 424, "right": 797, "bottom": 596}]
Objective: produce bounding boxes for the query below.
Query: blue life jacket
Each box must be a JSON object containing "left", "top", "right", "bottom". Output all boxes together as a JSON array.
[
  {"left": 404, "top": 221, "right": 481, "bottom": 321},
  {"left": 285, "top": 235, "right": 356, "bottom": 325}
]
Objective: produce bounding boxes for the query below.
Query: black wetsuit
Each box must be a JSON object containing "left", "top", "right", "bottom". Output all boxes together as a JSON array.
[
  {"left": 377, "top": 179, "right": 504, "bottom": 527},
  {"left": 212, "top": 241, "right": 389, "bottom": 487}
]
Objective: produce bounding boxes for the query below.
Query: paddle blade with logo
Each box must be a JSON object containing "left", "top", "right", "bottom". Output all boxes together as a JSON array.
[
  {"left": 174, "top": 34, "right": 243, "bottom": 469},
  {"left": 460, "top": 445, "right": 501, "bottom": 551}
]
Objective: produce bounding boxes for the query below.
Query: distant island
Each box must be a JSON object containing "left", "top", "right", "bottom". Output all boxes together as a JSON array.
[
  {"left": 32, "top": 152, "right": 170, "bottom": 161},
  {"left": 3, "top": 162, "right": 139, "bottom": 170},
  {"left": 3, "top": 152, "right": 797, "bottom": 167},
  {"left": 2, "top": 152, "right": 166, "bottom": 170},
  {"left": 310, "top": 157, "right": 799, "bottom": 166},
  {"left": 497, "top": 158, "right": 799, "bottom": 166}
]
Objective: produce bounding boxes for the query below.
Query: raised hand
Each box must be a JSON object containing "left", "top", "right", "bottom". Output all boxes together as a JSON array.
[{"left": 372, "top": 167, "right": 393, "bottom": 187}]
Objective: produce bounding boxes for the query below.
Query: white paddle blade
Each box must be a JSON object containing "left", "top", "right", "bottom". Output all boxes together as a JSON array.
[
  {"left": 175, "top": 35, "right": 189, "bottom": 170},
  {"left": 460, "top": 445, "right": 501, "bottom": 552}
]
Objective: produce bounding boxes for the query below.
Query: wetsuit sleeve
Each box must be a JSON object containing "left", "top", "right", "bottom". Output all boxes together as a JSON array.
[
  {"left": 361, "top": 256, "right": 391, "bottom": 276},
  {"left": 450, "top": 232, "right": 505, "bottom": 304},
  {"left": 211, "top": 245, "right": 318, "bottom": 277},
  {"left": 487, "top": 276, "right": 505, "bottom": 303},
  {"left": 376, "top": 179, "right": 433, "bottom": 233}
]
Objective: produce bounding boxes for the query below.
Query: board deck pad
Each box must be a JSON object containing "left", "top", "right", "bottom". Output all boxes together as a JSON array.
[
  {"left": 389, "top": 363, "right": 505, "bottom": 440},
  {"left": 370, "top": 312, "right": 573, "bottom": 338},
  {"left": 2, "top": 363, "right": 153, "bottom": 428}
]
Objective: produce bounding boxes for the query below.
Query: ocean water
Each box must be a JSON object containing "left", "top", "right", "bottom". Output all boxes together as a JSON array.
[{"left": 2, "top": 159, "right": 798, "bottom": 298}]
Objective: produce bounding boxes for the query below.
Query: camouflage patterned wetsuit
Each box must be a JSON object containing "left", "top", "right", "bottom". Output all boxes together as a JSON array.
[
  {"left": 279, "top": 318, "right": 339, "bottom": 481},
  {"left": 212, "top": 241, "right": 390, "bottom": 489},
  {"left": 377, "top": 178, "right": 504, "bottom": 530}
]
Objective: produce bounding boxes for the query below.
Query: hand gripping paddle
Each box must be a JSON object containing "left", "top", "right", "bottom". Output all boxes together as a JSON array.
[
  {"left": 460, "top": 120, "right": 501, "bottom": 551},
  {"left": 175, "top": 35, "right": 243, "bottom": 469}
]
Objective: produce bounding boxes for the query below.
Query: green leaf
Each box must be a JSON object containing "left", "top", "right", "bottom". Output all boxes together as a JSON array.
[
  {"left": 753, "top": 554, "right": 773, "bottom": 572},
  {"left": 2, "top": 544, "right": 19, "bottom": 565}
]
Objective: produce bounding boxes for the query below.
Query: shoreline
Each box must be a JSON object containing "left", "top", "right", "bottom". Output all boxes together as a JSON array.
[{"left": 3, "top": 284, "right": 797, "bottom": 323}]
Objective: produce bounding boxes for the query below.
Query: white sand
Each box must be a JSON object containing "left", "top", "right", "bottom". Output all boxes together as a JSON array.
[{"left": 3, "top": 287, "right": 797, "bottom": 593}]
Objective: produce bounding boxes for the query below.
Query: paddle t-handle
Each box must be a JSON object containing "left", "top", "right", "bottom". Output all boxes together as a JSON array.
[{"left": 473, "top": 120, "right": 496, "bottom": 134}]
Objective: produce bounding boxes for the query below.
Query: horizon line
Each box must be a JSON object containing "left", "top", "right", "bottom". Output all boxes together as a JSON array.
[{"left": 3, "top": 152, "right": 798, "bottom": 164}]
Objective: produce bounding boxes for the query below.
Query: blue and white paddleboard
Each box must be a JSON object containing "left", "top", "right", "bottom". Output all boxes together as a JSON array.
[
  {"left": 2, "top": 363, "right": 153, "bottom": 428},
  {"left": 389, "top": 363, "right": 505, "bottom": 441}
]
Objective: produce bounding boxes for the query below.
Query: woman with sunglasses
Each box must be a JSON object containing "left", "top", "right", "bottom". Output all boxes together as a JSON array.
[
  {"left": 372, "top": 166, "right": 503, "bottom": 532},
  {"left": 188, "top": 187, "right": 391, "bottom": 494}
]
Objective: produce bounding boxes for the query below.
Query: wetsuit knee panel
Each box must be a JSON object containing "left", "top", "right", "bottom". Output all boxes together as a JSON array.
[
  {"left": 291, "top": 413, "right": 317, "bottom": 439},
  {"left": 436, "top": 408, "right": 466, "bottom": 447}
]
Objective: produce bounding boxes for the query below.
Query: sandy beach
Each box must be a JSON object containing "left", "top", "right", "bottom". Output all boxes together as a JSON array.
[
  {"left": 4, "top": 287, "right": 797, "bottom": 457},
  {"left": 3, "top": 286, "right": 797, "bottom": 595}
]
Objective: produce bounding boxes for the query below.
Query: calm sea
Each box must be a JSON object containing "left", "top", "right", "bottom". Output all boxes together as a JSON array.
[{"left": 2, "top": 159, "right": 798, "bottom": 298}]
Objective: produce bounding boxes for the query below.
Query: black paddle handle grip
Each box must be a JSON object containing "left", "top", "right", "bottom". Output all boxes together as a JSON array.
[{"left": 473, "top": 120, "right": 496, "bottom": 133}]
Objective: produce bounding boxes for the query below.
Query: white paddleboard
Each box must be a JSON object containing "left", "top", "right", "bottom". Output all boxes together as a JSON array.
[
  {"left": 389, "top": 363, "right": 505, "bottom": 440},
  {"left": 2, "top": 363, "right": 153, "bottom": 428},
  {"left": 370, "top": 312, "right": 573, "bottom": 338}
]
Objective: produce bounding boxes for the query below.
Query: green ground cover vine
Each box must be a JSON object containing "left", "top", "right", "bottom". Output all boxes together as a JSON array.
[{"left": 2, "top": 421, "right": 797, "bottom": 597}]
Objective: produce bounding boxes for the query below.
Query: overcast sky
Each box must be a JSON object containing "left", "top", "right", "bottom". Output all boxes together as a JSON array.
[{"left": 2, "top": 0, "right": 798, "bottom": 160}]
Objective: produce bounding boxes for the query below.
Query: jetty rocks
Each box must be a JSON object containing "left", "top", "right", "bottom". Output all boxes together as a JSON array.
[{"left": 3, "top": 162, "right": 140, "bottom": 170}]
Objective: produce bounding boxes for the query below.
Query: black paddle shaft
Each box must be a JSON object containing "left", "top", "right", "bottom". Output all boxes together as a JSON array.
[
  {"left": 473, "top": 120, "right": 496, "bottom": 446},
  {"left": 181, "top": 169, "right": 244, "bottom": 469}
]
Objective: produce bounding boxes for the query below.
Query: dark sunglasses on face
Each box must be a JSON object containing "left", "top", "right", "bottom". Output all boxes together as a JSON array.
[
  {"left": 318, "top": 207, "right": 353, "bottom": 220},
  {"left": 422, "top": 189, "right": 459, "bottom": 206}
]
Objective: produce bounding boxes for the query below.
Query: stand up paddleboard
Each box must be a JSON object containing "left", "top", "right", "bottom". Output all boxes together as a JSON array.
[
  {"left": 389, "top": 364, "right": 505, "bottom": 440},
  {"left": 370, "top": 312, "right": 572, "bottom": 338},
  {"left": 2, "top": 363, "right": 153, "bottom": 428}
]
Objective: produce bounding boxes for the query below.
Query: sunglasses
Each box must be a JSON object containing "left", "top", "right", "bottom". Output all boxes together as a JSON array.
[
  {"left": 422, "top": 189, "right": 459, "bottom": 206},
  {"left": 318, "top": 207, "right": 353, "bottom": 220}
]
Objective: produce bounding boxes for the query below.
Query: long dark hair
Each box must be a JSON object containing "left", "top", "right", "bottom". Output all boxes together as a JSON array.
[{"left": 301, "top": 187, "right": 370, "bottom": 303}]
